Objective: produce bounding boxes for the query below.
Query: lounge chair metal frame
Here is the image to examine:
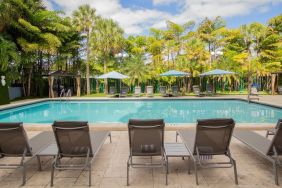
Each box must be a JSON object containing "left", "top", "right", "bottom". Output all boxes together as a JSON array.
[
  {"left": 134, "top": 86, "right": 141, "bottom": 97},
  {"left": 192, "top": 85, "right": 205, "bottom": 97},
  {"left": 127, "top": 119, "right": 167, "bottom": 185},
  {"left": 0, "top": 123, "right": 55, "bottom": 186},
  {"left": 233, "top": 120, "right": 282, "bottom": 185},
  {"left": 50, "top": 121, "right": 111, "bottom": 187},
  {"left": 248, "top": 87, "right": 259, "bottom": 101},
  {"left": 146, "top": 86, "right": 154, "bottom": 97},
  {"left": 0, "top": 126, "right": 33, "bottom": 186},
  {"left": 171, "top": 85, "right": 179, "bottom": 97},
  {"left": 120, "top": 86, "right": 129, "bottom": 97},
  {"left": 205, "top": 84, "right": 214, "bottom": 96},
  {"left": 266, "top": 119, "right": 282, "bottom": 138},
  {"left": 178, "top": 119, "right": 238, "bottom": 185},
  {"left": 159, "top": 86, "right": 168, "bottom": 97}
]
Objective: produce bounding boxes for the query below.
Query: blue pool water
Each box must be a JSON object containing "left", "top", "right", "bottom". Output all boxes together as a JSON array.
[{"left": 0, "top": 100, "right": 281, "bottom": 124}]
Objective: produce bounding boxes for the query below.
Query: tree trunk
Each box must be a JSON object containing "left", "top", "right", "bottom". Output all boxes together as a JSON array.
[
  {"left": 247, "top": 73, "right": 253, "bottom": 94},
  {"left": 187, "top": 77, "right": 192, "bottom": 93},
  {"left": 27, "top": 67, "right": 32, "bottom": 96},
  {"left": 104, "top": 58, "right": 108, "bottom": 94},
  {"left": 86, "top": 34, "right": 91, "bottom": 95},
  {"left": 271, "top": 74, "right": 276, "bottom": 95},
  {"left": 96, "top": 79, "right": 99, "bottom": 93}
]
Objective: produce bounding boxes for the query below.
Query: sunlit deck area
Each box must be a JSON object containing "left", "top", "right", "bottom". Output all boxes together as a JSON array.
[{"left": 0, "top": 130, "right": 280, "bottom": 188}]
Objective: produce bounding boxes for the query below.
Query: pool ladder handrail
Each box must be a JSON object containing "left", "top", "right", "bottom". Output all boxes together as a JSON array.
[
  {"left": 59, "top": 89, "right": 72, "bottom": 101},
  {"left": 59, "top": 89, "right": 65, "bottom": 100},
  {"left": 66, "top": 89, "right": 72, "bottom": 99}
]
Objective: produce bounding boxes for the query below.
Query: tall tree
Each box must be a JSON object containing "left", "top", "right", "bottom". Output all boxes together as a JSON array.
[
  {"left": 91, "top": 18, "right": 124, "bottom": 94},
  {"left": 122, "top": 55, "right": 149, "bottom": 86},
  {"left": 197, "top": 16, "right": 226, "bottom": 67},
  {"left": 178, "top": 36, "right": 209, "bottom": 92},
  {"left": 72, "top": 5, "right": 97, "bottom": 95}
]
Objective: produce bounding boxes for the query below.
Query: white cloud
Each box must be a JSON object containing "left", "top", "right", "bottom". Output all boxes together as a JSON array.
[
  {"left": 45, "top": 0, "right": 282, "bottom": 35},
  {"left": 152, "top": 0, "right": 182, "bottom": 5},
  {"left": 45, "top": 0, "right": 171, "bottom": 35}
]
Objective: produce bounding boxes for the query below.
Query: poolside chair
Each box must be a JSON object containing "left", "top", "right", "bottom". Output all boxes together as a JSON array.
[
  {"left": 266, "top": 119, "right": 282, "bottom": 138},
  {"left": 51, "top": 121, "right": 111, "bottom": 187},
  {"left": 278, "top": 86, "right": 282, "bottom": 95},
  {"left": 127, "top": 119, "right": 167, "bottom": 185},
  {"left": 250, "top": 87, "right": 259, "bottom": 95},
  {"left": 177, "top": 118, "right": 238, "bottom": 185},
  {"left": 206, "top": 84, "right": 214, "bottom": 96},
  {"left": 233, "top": 120, "right": 282, "bottom": 185},
  {"left": 120, "top": 86, "right": 129, "bottom": 97},
  {"left": 134, "top": 86, "right": 141, "bottom": 97},
  {"left": 146, "top": 86, "right": 154, "bottom": 97},
  {"left": 192, "top": 85, "right": 204, "bottom": 97},
  {"left": 109, "top": 86, "right": 117, "bottom": 97},
  {"left": 159, "top": 86, "right": 168, "bottom": 97},
  {"left": 171, "top": 85, "right": 179, "bottom": 97},
  {"left": 0, "top": 122, "right": 54, "bottom": 186},
  {"left": 248, "top": 87, "right": 259, "bottom": 101}
]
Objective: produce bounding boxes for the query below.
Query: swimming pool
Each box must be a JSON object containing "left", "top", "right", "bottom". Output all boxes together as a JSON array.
[{"left": 0, "top": 99, "right": 281, "bottom": 124}]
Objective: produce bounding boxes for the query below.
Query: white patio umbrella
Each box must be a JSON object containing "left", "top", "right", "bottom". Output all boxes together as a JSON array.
[
  {"left": 97, "top": 71, "right": 129, "bottom": 94},
  {"left": 199, "top": 69, "right": 237, "bottom": 93}
]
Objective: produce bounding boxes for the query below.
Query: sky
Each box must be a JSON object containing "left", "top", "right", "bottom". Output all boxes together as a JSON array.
[{"left": 44, "top": 0, "right": 282, "bottom": 36}]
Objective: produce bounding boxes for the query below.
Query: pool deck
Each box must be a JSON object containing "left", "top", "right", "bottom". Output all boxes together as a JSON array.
[
  {"left": 1, "top": 96, "right": 282, "bottom": 187},
  {"left": 1, "top": 95, "right": 282, "bottom": 131},
  {"left": 0, "top": 130, "right": 281, "bottom": 188}
]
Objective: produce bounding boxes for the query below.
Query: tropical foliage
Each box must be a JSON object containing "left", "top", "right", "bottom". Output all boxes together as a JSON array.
[{"left": 0, "top": 0, "right": 281, "bottom": 96}]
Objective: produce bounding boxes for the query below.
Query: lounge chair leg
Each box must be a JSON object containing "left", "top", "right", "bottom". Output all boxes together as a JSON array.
[
  {"left": 89, "top": 164, "right": 92, "bottom": 186},
  {"left": 233, "top": 159, "right": 238, "bottom": 185},
  {"left": 22, "top": 164, "right": 26, "bottom": 186},
  {"left": 51, "top": 162, "right": 55, "bottom": 187},
  {"left": 127, "top": 158, "right": 130, "bottom": 186},
  {"left": 166, "top": 156, "right": 168, "bottom": 185},
  {"left": 37, "top": 156, "right": 42, "bottom": 171},
  {"left": 188, "top": 157, "right": 191, "bottom": 174},
  {"left": 266, "top": 131, "right": 269, "bottom": 138},
  {"left": 109, "top": 133, "right": 112, "bottom": 143},
  {"left": 273, "top": 162, "right": 279, "bottom": 185},
  {"left": 176, "top": 132, "right": 178, "bottom": 142},
  {"left": 194, "top": 161, "right": 198, "bottom": 185}
]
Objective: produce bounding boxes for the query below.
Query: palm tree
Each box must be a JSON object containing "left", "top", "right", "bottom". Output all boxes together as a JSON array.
[
  {"left": 91, "top": 18, "right": 124, "bottom": 94},
  {"left": 164, "top": 20, "right": 195, "bottom": 67},
  {"left": 179, "top": 37, "right": 209, "bottom": 92},
  {"left": 123, "top": 55, "right": 149, "bottom": 86},
  {"left": 197, "top": 17, "right": 226, "bottom": 67},
  {"left": 0, "top": 35, "right": 19, "bottom": 72},
  {"left": 72, "top": 4, "right": 97, "bottom": 95}
]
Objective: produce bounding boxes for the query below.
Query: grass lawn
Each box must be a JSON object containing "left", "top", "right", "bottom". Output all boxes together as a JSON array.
[{"left": 82, "top": 89, "right": 270, "bottom": 97}]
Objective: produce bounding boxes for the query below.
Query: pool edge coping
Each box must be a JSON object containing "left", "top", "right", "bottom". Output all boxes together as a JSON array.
[
  {"left": 2, "top": 96, "right": 282, "bottom": 110},
  {"left": 0, "top": 96, "right": 281, "bottom": 131}
]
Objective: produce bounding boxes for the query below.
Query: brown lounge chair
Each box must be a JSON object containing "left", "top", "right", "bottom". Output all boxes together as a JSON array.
[
  {"left": 120, "top": 86, "right": 129, "bottom": 97},
  {"left": 134, "top": 86, "right": 141, "bottom": 97},
  {"left": 233, "top": 119, "right": 282, "bottom": 185},
  {"left": 160, "top": 86, "right": 168, "bottom": 97},
  {"left": 177, "top": 118, "right": 238, "bottom": 185},
  {"left": 192, "top": 85, "right": 205, "bottom": 97},
  {"left": 108, "top": 86, "right": 118, "bottom": 97},
  {"left": 171, "top": 85, "right": 179, "bottom": 97},
  {"left": 50, "top": 121, "right": 111, "bottom": 187},
  {"left": 206, "top": 84, "right": 214, "bottom": 96},
  {"left": 248, "top": 87, "right": 259, "bottom": 101},
  {"left": 146, "top": 86, "right": 154, "bottom": 97},
  {"left": 0, "top": 122, "right": 54, "bottom": 185},
  {"left": 127, "top": 119, "right": 167, "bottom": 185},
  {"left": 266, "top": 119, "right": 282, "bottom": 138}
]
